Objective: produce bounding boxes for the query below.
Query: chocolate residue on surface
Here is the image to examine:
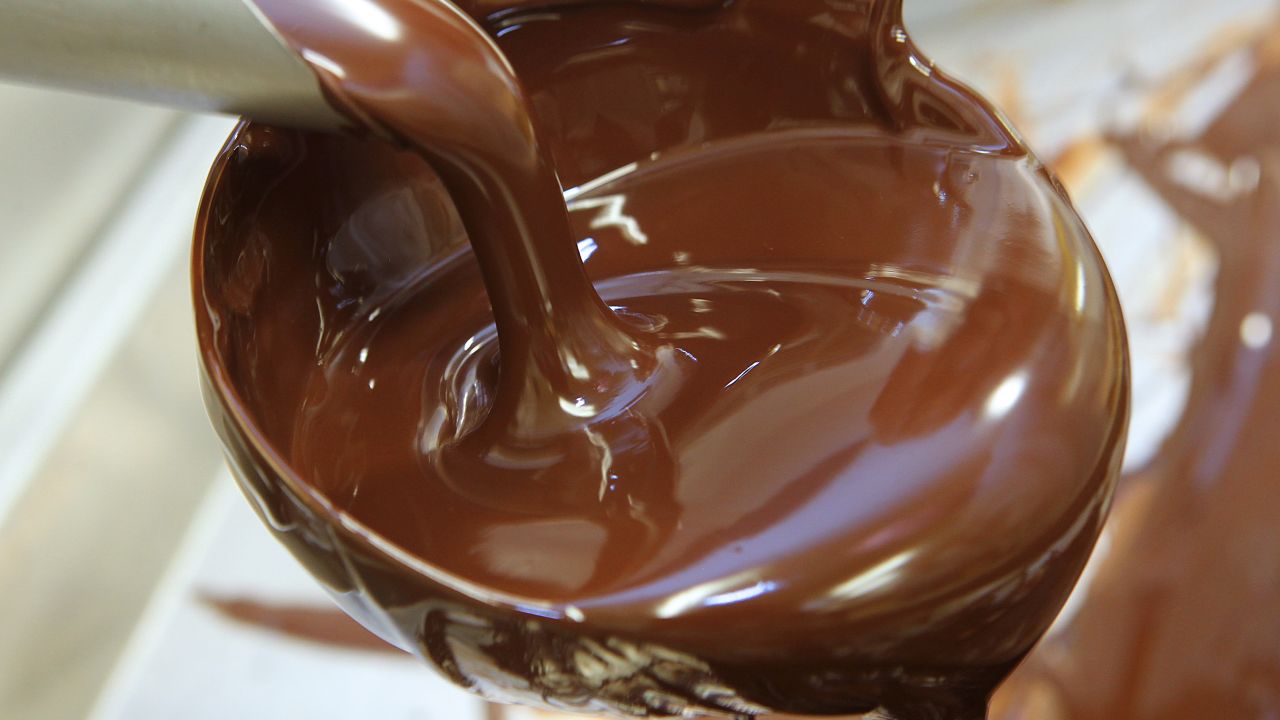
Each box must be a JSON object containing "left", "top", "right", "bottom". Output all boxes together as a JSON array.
[
  {"left": 992, "top": 30, "right": 1280, "bottom": 720},
  {"left": 200, "top": 595, "right": 403, "bottom": 655},
  {"left": 194, "top": 1, "right": 1127, "bottom": 717}
]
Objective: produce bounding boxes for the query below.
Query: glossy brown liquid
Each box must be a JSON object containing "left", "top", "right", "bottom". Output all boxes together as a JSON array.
[{"left": 194, "top": 0, "right": 1127, "bottom": 717}]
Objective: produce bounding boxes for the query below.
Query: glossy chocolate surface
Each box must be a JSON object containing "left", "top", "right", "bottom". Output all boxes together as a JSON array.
[{"left": 194, "top": 1, "right": 1127, "bottom": 717}]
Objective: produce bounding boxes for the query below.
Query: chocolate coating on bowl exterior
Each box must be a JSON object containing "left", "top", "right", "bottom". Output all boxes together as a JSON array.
[{"left": 194, "top": 1, "right": 1128, "bottom": 717}]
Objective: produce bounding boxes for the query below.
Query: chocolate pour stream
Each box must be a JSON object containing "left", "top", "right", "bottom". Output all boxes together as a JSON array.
[{"left": 194, "top": 0, "right": 1127, "bottom": 717}]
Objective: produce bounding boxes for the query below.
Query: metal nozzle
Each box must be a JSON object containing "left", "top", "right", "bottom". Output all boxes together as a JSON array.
[{"left": 0, "top": 0, "right": 344, "bottom": 130}]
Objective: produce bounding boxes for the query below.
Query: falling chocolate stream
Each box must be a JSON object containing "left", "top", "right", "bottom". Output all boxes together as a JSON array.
[{"left": 194, "top": 0, "right": 1127, "bottom": 717}]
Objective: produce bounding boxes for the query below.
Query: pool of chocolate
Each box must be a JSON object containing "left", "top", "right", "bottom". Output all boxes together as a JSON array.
[{"left": 193, "top": 1, "right": 1128, "bottom": 717}]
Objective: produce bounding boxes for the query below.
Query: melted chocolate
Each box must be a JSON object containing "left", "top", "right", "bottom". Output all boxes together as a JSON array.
[
  {"left": 991, "top": 39, "right": 1280, "bottom": 720},
  {"left": 201, "top": 595, "right": 404, "bottom": 655},
  {"left": 193, "top": 1, "right": 1127, "bottom": 717}
]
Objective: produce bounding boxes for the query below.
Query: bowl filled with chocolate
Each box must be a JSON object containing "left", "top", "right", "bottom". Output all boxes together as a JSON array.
[{"left": 193, "top": 1, "right": 1129, "bottom": 718}]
